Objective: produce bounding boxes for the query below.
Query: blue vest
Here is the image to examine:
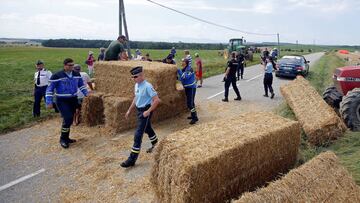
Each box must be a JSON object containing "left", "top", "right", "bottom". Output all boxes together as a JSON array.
[
  {"left": 177, "top": 66, "right": 196, "bottom": 88},
  {"left": 45, "top": 70, "right": 88, "bottom": 105}
]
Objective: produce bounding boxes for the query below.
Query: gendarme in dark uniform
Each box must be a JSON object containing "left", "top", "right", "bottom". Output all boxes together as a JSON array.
[
  {"left": 46, "top": 58, "right": 88, "bottom": 149},
  {"left": 121, "top": 66, "right": 160, "bottom": 168},
  {"left": 222, "top": 52, "right": 241, "bottom": 102}
]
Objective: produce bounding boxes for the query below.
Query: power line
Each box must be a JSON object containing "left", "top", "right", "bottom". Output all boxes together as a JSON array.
[{"left": 146, "top": 0, "right": 277, "bottom": 36}]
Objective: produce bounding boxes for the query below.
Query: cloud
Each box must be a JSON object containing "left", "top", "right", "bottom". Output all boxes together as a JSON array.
[
  {"left": 0, "top": 13, "right": 21, "bottom": 20},
  {"left": 64, "top": 0, "right": 100, "bottom": 8},
  {"left": 287, "top": 0, "right": 349, "bottom": 12}
]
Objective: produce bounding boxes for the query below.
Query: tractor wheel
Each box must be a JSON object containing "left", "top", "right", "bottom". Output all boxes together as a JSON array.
[
  {"left": 339, "top": 88, "right": 360, "bottom": 131},
  {"left": 322, "top": 86, "right": 342, "bottom": 109}
]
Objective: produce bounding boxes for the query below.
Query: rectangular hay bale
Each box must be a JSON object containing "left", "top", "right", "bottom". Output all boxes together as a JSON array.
[
  {"left": 151, "top": 112, "right": 301, "bottom": 203},
  {"left": 280, "top": 76, "right": 346, "bottom": 146},
  {"left": 103, "top": 91, "right": 187, "bottom": 133},
  {"left": 81, "top": 93, "right": 104, "bottom": 126},
  {"left": 94, "top": 61, "right": 177, "bottom": 98},
  {"left": 234, "top": 151, "right": 360, "bottom": 203}
]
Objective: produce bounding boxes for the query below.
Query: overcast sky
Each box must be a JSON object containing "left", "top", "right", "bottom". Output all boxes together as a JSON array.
[{"left": 0, "top": 0, "right": 359, "bottom": 45}]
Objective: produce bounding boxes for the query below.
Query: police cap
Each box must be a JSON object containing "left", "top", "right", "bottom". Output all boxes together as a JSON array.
[{"left": 130, "top": 66, "right": 143, "bottom": 75}]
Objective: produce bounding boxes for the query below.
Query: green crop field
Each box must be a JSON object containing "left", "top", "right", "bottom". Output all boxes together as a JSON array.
[{"left": 0, "top": 46, "right": 314, "bottom": 133}]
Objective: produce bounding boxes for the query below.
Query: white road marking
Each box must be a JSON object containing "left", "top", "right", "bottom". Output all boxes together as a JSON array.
[
  {"left": 206, "top": 73, "right": 263, "bottom": 100},
  {"left": 0, "top": 168, "right": 45, "bottom": 192},
  {"left": 246, "top": 74, "right": 263, "bottom": 82}
]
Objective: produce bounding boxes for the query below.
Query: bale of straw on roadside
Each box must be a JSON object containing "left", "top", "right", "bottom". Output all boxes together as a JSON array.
[
  {"left": 280, "top": 76, "right": 346, "bottom": 146},
  {"left": 234, "top": 151, "right": 360, "bottom": 203},
  {"left": 81, "top": 93, "right": 105, "bottom": 126},
  {"left": 94, "top": 61, "right": 177, "bottom": 98},
  {"left": 152, "top": 90, "right": 187, "bottom": 122},
  {"left": 151, "top": 112, "right": 301, "bottom": 203}
]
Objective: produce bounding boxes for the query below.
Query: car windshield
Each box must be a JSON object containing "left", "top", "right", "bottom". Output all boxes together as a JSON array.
[{"left": 279, "top": 57, "right": 302, "bottom": 65}]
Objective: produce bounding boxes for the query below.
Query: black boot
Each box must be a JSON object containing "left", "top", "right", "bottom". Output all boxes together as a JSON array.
[
  {"left": 271, "top": 92, "right": 275, "bottom": 99},
  {"left": 189, "top": 112, "right": 199, "bottom": 125},
  {"left": 234, "top": 96, "right": 242, "bottom": 101},
  {"left": 60, "top": 135, "right": 69, "bottom": 149},
  {"left": 222, "top": 98, "right": 229, "bottom": 102},
  {"left": 146, "top": 139, "right": 158, "bottom": 153},
  {"left": 64, "top": 129, "right": 76, "bottom": 143},
  {"left": 120, "top": 152, "right": 137, "bottom": 168}
]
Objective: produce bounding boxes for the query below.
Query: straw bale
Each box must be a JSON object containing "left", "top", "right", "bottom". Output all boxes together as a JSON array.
[
  {"left": 81, "top": 93, "right": 104, "bottom": 126},
  {"left": 235, "top": 151, "right": 360, "bottom": 203},
  {"left": 94, "top": 61, "right": 177, "bottom": 98},
  {"left": 151, "top": 112, "right": 301, "bottom": 203},
  {"left": 103, "top": 96, "right": 136, "bottom": 133},
  {"left": 280, "top": 76, "right": 346, "bottom": 146},
  {"left": 103, "top": 91, "right": 187, "bottom": 133}
]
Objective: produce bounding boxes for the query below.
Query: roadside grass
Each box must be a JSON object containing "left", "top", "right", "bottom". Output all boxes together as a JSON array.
[
  {"left": 275, "top": 52, "right": 360, "bottom": 184},
  {"left": 0, "top": 46, "right": 310, "bottom": 133}
]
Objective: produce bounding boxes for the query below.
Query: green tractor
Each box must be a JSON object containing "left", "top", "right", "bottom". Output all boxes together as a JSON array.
[{"left": 224, "top": 38, "right": 253, "bottom": 61}]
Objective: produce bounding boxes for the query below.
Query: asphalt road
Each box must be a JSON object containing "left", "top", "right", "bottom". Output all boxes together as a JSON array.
[{"left": 0, "top": 52, "right": 324, "bottom": 202}]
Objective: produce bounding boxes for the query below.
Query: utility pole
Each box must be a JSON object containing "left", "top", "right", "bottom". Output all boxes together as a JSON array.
[
  {"left": 119, "top": 0, "right": 122, "bottom": 36},
  {"left": 119, "top": 0, "right": 132, "bottom": 59},
  {"left": 277, "top": 33, "right": 280, "bottom": 57}
]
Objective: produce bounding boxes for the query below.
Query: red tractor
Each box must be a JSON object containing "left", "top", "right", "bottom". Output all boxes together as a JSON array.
[{"left": 323, "top": 66, "right": 360, "bottom": 131}]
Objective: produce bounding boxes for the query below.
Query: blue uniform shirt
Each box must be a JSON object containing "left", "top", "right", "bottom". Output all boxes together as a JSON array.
[
  {"left": 135, "top": 80, "right": 157, "bottom": 108},
  {"left": 265, "top": 62, "right": 273, "bottom": 73}
]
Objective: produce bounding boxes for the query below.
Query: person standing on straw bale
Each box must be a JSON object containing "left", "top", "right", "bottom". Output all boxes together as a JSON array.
[
  {"left": 121, "top": 66, "right": 160, "bottom": 168},
  {"left": 194, "top": 53, "right": 203, "bottom": 88},
  {"left": 184, "top": 50, "right": 192, "bottom": 69},
  {"left": 46, "top": 58, "right": 88, "bottom": 149},
  {"left": 177, "top": 58, "right": 199, "bottom": 125},
  {"left": 85, "top": 51, "right": 96, "bottom": 77},
  {"left": 170, "top": 47, "right": 176, "bottom": 57},
  {"left": 97, "top": 47, "right": 106, "bottom": 61},
  {"left": 222, "top": 52, "right": 242, "bottom": 102},
  {"left": 263, "top": 56, "right": 275, "bottom": 99},
  {"left": 73, "top": 64, "right": 94, "bottom": 125},
  {"left": 143, "top": 53, "right": 152, "bottom": 62},
  {"left": 105, "top": 35, "right": 127, "bottom": 61},
  {"left": 33, "top": 60, "right": 52, "bottom": 117}
]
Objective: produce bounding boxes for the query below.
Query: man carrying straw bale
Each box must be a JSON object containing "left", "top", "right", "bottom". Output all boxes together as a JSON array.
[
  {"left": 177, "top": 58, "right": 199, "bottom": 125},
  {"left": 104, "top": 35, "right": 127, "bottom": 61},
  {"left": 46, "top": 58, "right": 88, "bottom": 148},
  {"left": 121, "top": 66, "right": 161, "bottom": 168}
]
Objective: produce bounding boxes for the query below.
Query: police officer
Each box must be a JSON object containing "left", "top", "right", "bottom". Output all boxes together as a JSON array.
[
  {"left": 236, "top": 52, "right": 245, "bottom": 80},
  {"left": 178, "top": 58, "right": 199, "bottom": 125},
  {"left": 222, "top": 52, "right": 241, "bottom": 102},
  {"left": 33, "top": 60, "right": 52, "bottom": 117},
  {"left": 121, "top": 66, "right": 161, "bottom": 168},
  {"left": 46, "top": 58, "right": 88, "bottom": 149}
]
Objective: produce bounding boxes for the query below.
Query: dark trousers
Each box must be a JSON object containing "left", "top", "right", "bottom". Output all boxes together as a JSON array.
[
  {"left": 185, "top": 87, "right": 198, "bottom": 119},
  {"left": 56, "top": 97, "right": 78, "bottom": 140},
  {"left": 224, "top": 77, "right": 240, "bottom": 99},
  {"left": 129, "top": 105, "right": 158, "bottom": 162},
  {"left": 33, "top": 86, "right": 47, "bottom": 117},
  {"left": 237, "top": 64, "right": 244, "bottom": 79},
  {"left": 263, "top": 73, "right": 274, "bottom": 95}
]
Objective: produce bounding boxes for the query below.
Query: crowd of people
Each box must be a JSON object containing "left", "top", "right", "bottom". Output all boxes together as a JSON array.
[{"left": 32, "top": 35, "right": 279, "bottom": 167}]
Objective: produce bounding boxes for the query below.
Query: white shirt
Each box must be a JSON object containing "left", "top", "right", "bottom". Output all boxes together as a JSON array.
[
  {"left": 77, "top": 72, "right": 91, "bottom": 98},
  {"left": 34, "top": 69, "right": 52, "bottom": 87}
]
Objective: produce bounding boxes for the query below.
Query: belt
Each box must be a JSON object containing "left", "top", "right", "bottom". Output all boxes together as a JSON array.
[
  {"left": 136, "top": 104, "right": 151, "bottom": 111},
  {"left": 35, "top": 85, "right": 48, "bottom": 88}
]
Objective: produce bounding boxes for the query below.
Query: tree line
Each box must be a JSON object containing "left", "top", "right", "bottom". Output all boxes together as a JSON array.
[{"left": 42, "top": 39, "right": 227, "bottom": 50}]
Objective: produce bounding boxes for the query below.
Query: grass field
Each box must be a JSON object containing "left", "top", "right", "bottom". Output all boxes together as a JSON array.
[
  {"left": 275, "top": 52, "right": 360, "bottom": 184},
  {"left": 0, "top": 46, "right": 313, "bottom": 133}
]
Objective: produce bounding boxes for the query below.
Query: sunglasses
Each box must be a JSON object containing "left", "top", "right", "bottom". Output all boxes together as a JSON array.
[
  {"left": 67, "top": 64, "right": 74, "bottom": 67},
  {"left": 132, "top": 75, "right": 139, "bottom": 79}
]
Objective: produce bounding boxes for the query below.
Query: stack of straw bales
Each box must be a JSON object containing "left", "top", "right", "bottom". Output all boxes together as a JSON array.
[
  {"left": 94, "top": 61, "right": 178, "bottom": 97},
  {"left": 235, "top": 151, "right": 360, "bottom": 202},
  {"left": 82, "top": 61, "right": 187, "bottom": 132},
  {"left": 151, "top": 112, "right": 301, "bottom": 203},
  {"left": 280, "top": 76, "right": 347, "bottom": 146}
]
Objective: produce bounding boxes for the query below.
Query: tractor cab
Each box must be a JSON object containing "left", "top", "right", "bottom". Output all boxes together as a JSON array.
[{"left": 228, "top": 38, "right": 246, "bottom": 55}]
